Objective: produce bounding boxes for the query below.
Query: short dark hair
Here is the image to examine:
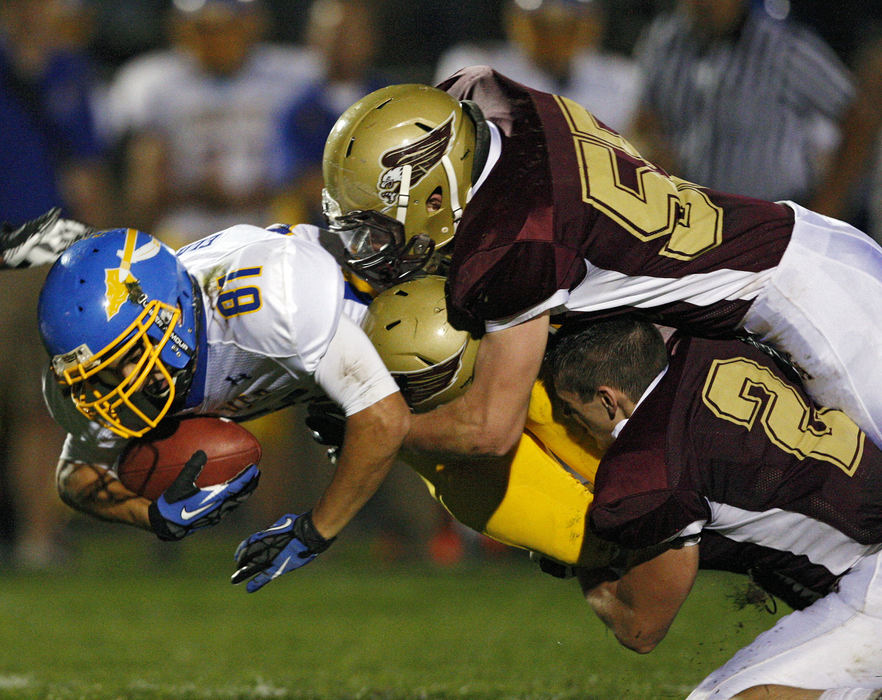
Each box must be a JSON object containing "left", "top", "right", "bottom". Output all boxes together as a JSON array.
[{"left": 545, "top": 317, "right": 668, "bottom": 403}]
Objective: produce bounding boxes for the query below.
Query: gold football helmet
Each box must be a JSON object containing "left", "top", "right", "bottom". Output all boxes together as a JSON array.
[
  {"left": 322, "top": 84, "right": 481, "bottom": 289},
  {"left": 361, "top": 275, "right": 479, "bottom": 411}
]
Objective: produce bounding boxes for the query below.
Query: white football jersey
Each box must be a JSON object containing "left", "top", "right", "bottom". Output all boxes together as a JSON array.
[{"left": 45, "top": 224, "right": 397, "bottom": 466}]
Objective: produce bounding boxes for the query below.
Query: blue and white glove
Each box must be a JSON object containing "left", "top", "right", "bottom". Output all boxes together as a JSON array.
[
  {"left": 0, "top": 208, "right": 96, "bottom": 268},
  {"left": 148, "top": 450, "right": 260, "bottom": 541},
  {"left": 231, "top": 511, "right": 335, "bottom": 593}
]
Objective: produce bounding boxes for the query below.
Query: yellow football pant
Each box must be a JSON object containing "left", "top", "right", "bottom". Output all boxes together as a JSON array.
[{"left": 404, "top": 382, "right": 614, "bottom": 567}]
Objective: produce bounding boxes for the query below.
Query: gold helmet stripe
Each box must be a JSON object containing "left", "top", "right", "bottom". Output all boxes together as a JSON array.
[
  {"left": 394, "top": 164, "right": 412, "bottom": 224},
  {"left": 104, "top": 228, "right": 140, "bottom": 320}
]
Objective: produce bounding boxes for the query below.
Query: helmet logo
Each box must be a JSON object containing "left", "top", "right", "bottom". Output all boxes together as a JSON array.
[
  {"left": 377, "top": 114, "right": 455, "bottom": 205},
  {"left": 104, "top": 229, "right": 162, "bottom": 320}
]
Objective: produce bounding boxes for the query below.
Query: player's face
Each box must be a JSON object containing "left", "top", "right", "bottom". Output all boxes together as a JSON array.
[
  {"left": 95, "top": 343, "right": 170, "bottom": 403},
  {"left": 175, "top": 5, "right": 261, "bottom": 77},
  {"left": 557, "top": 389, "right": 616, "bottom": 450}
]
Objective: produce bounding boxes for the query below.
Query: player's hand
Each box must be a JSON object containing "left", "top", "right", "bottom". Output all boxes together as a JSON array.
[
  {"left": 147, "top": 450, "right": 260, "bottom": 541},
  {"left": 231, "top": 511, "right": 335, "bottom": 593},
  {"left": 0, "top": 208, "right": 96, "bottom": 268}
]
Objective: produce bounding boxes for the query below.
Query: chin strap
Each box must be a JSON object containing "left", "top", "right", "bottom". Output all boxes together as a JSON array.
[{"left": 461, "top": 99, "right": 491, "bottom": 186}]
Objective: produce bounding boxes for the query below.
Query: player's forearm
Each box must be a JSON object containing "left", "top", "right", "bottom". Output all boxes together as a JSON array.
[
  {"left": 405, "top": 393, "right": 525, "bottom": 458},
  {"left": 583, "top": 580, "right": 662, "bottom": 654},
  {"left": 310, "top": 451, "right": 395, "bottom": 541},
  {"left": 403, "top": 313, "right": 549, "bottom": 458},
  {"left": 310, "top": 394, "right": 410, "bottom": 539},
  {"left": 583, "top": 545, "right": 697, "bottom": 653},
  {"left": 56, "top": 459, "right": 152, "bottom": 531}
]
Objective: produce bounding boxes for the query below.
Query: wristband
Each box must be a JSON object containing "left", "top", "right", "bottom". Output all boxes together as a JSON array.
[
  {"left": 294, "top": 511, "right": 336, "bottom": 554},
  {"left": 148, "top": 501, "right": 181, "bottom": 541}
]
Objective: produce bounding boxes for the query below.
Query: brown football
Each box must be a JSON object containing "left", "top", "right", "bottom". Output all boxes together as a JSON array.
[{"left": 116, "top": 417, "right": 262, "bottom": 501}]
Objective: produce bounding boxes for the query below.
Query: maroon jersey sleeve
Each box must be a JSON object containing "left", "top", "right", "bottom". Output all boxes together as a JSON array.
[
  {"left": 589, "top": 364, "right": 711, "bottom": 550},
  {"left": 439, "top": 67, "right": 587, "bottom": 333},
  {"left": 441, "top": 67, "right": 794, "bottom": 337}
]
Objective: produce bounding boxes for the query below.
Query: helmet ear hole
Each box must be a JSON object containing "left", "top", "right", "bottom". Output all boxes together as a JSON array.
[{"left": 362, "top": 275, "right": 479, "bottom": 411}]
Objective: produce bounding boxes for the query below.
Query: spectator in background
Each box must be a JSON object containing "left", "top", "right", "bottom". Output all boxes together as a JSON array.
[
  {"left": 272, "top": 0, "right": 391, "bottom": 226},
  {"left": 0, "top": 0, "right": 113, "bottom": 226},
  {"left": 856, "top": 36, "right": 882, "bottom": 245},
  {"left": 433, "top": 0, "right": 639, "bottom": 133},
  {"left": 0, "top": 0, "right": 114, "bottom": 568},
  {"left": 630, "top": 0, "right": 854, "bottom": 204},
  {"left": 104, "top": 0, "right": 319, "bottom": 247},
  {"left": 809, "top": 30, "right": 882, "bottom": 244}
]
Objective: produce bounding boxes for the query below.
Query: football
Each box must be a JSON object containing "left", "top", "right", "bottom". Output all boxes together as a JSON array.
[{"left": 116, "top": 417, "right": 262, "bottom": 501}]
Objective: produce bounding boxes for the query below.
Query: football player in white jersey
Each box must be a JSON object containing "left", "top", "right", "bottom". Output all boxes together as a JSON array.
[{"left": 37, "top": 224, "right": 409, "bottom": 592}]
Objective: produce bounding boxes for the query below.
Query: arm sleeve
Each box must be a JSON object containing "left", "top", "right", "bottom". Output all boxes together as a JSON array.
[
  {"left": 591, "top": 489, "right": 709, "bottom": 550},
  {"left": 484, "top": 290, "right": 568, "bottom": 333},
  {"left": 312, "top": 314, "right": 400, "bottom": 417}
]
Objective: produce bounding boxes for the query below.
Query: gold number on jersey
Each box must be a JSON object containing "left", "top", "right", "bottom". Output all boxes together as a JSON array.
[
  {"left": 702, "top": 357, "right": 864, "bottom": 476},
  {"left": 555, "top": 96, "right": 723, "bottom": 261},
  {"left": 216, "top": 267, "right": 263, "bottom": 318}
]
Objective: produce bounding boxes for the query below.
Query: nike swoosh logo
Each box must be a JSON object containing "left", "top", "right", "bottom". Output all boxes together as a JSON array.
[
  {"left": 271, "top": 556, "right": 292, "bottom": 580},
  {"left": 179, "top": 482, "right": 234, "bottom": 521},
  {"left": 180, "top": 501, "right": 216, "bottom": 521},
  {"left": 264, "top": 517, "right": 294, "bottom": 534}
]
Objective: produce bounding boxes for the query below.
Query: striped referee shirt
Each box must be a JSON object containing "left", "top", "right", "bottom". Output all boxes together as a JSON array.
[{"left": 634, "top": 8, "right": 854, "bottom": 203}]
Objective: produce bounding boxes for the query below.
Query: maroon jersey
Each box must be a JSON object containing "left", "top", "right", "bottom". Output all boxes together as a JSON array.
[
  {"left": 439, "top": 67, "right": 794, "bottom": 337},
  {"left": 590, "top": 334, "right": 882, "bottom": 609}
]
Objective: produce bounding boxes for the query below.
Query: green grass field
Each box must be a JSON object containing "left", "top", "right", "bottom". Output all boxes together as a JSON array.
[{"left": 0, "top": 527, "right": 787, "bottom": 699}]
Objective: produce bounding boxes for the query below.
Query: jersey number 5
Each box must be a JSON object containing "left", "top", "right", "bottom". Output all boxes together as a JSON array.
[{"left": 555, "top": 95, "right": 723, "bottom": 261}]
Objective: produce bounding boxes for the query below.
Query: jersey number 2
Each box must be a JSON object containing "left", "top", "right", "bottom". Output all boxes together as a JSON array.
[{"left": 702, "top": 357, "right": 864, "bottom": 476}]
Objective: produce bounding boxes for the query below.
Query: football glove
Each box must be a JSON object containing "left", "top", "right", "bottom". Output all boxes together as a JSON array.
[
  {"left": 148, "top": 450, "right": 260, "bottom": 541},
  {"left": 304, "top": 398, "right": 346, "bottom": 462},
  {"left": 231, "top": 511, "right": 335, "bottom": 593},
  {"left": 0, "top": 208, "right": 96, "bottom": 268}
]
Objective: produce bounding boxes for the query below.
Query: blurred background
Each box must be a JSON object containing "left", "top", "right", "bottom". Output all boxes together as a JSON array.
[{"left": 2, "top": 0, "right": 882, "bottom": 573}]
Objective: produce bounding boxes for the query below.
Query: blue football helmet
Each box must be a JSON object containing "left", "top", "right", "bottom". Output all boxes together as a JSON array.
[{"left": 38, "top": 228, "right": 200, "bottom": 438}]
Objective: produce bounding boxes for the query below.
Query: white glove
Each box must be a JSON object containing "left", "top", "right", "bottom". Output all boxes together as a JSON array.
[{"left": 1, "top": 208, "right": 96, "bottom": 268}]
